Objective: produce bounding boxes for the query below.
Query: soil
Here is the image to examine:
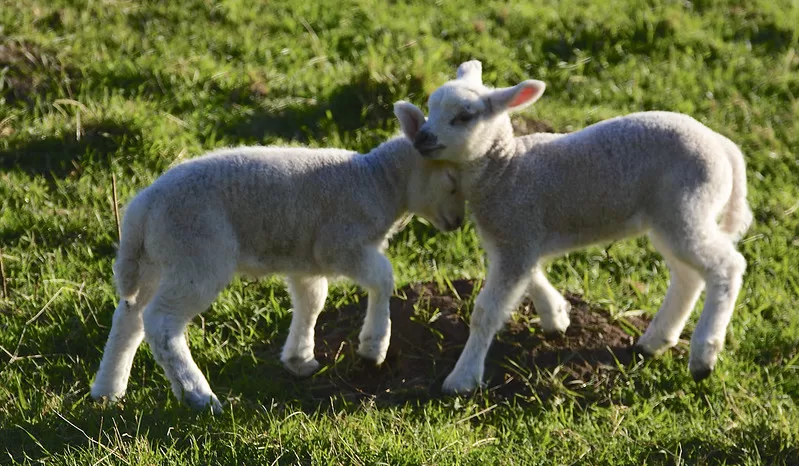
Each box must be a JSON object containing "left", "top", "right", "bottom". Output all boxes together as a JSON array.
[{"left": 307, "top": 279, "right": 652, "bottom": 403}]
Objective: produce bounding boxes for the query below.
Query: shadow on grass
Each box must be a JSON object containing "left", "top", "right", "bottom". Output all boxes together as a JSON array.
[
  {"left": 78, "top": 64, "right": 266, "bottom": 118},
  {"left": 0, "top": 120, "right": 144, "bottom": 179},
  {"left": 536, "top": 17, "right": 678, "bottom": 66},
  {"left": 0, "top": 280, "right": 681, "bottom": 463},
  {"left": 215, "top": 70, "right": 425, "bottom": 147},
  {"left": 67, "top": 281, "right": 652, "bottom": 414},
  {"left": 75, "top": 65, "right": 425, "bottom": 151}
]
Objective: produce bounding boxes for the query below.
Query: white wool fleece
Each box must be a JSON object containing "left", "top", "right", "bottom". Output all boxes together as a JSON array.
[
  {"left": 396, "top": 60, "right": 752, "bottom": 394},
  {"left": 91, "top": 130, "right": 465, "bottom": 413}
]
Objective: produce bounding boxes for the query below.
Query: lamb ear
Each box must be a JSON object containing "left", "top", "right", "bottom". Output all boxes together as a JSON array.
[
  {"left": 393, "top": 101, "right": 426, "bottom": 141},
  {"left": 484, "top": 80, "right": 546, "bottom": 113},
  {"left": 456, "top": 60, "right": 482, "bottom": 85}
]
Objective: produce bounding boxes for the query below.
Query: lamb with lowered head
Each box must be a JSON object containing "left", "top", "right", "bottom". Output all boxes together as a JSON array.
[{"left": 91, "top": 119, "right": 465, "bottom": 413}]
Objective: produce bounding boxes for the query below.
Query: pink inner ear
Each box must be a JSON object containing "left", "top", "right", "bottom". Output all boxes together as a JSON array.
[{"left": 509, "top": 86, "right": 537, "bottom": 107}]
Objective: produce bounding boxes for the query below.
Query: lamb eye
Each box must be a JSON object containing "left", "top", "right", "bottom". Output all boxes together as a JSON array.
[{"left": 450, "top": 112, "right": 475, "bottom": 125}]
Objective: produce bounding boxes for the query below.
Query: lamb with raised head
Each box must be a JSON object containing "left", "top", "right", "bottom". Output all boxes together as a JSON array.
[
  {"left": 90, "top": 119, "right": 465, "bottom": 413},
  {"left": 394, "top": 60, "right": 752, "bottom": 393}
]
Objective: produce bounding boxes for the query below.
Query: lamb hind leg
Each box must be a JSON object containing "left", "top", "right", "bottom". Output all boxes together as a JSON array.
[
  {"left": 91, "top": 265, "right": 160, "bottom": 401},
  {"left": 650, "top": 224, "right": 746, "bottom": 380},
  {"left": 142, "top": 264, "right": 234, "bottom": 414},
  {"left": 281, "top": 275, "right": 328, "bottom": 377},
  {"left": 635, "top": 232, "right": 705, "bottom": 357},
  {"left": 687, "top": 242, "right": 745, "bottom": 380},
  {"left": 144, "top": 296, "right": 223, "bottom": 413},
  {"left": 442, "top": 251, "right": 533, "bottom": 394}
]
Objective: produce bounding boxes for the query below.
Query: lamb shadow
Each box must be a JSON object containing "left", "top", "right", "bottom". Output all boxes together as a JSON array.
[
  {"left": 0, "top": 281, "right": 656, "bottom": 462},
  {"left": 125, "top": 3, "right": 234, "bottom": 35},
  {"left": 219, "top": 279, "right": 653, "bottom": 411},
  {"left": 58, "top": 68, "right": 423, "bottom": 152},
  {"left": 0, "top": 403, "right": 218, "bottom": 464},
  {"left": 0, "top": 120, "right": 143, "bottom": 179}
]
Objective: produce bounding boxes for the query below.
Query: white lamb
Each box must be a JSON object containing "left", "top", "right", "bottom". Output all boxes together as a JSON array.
[
  {"left": 394, "top": 60, "right": 752, "bottom": 393},
  {"left": 90, "top": 122, "right": 465, "bottom": 413}
]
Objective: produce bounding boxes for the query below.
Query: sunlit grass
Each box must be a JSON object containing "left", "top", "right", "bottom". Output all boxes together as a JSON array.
[{"left": 1, "top": 0, "right": 797, "bottom": 463}]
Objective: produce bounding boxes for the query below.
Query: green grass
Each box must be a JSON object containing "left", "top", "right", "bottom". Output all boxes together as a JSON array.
[{"left": 1, "top": 0, "right": 798, "bottom": 463}]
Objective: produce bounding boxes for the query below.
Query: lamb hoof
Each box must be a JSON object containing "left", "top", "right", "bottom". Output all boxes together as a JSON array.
[
  {"left": 540, "top": 301, "right": 571, "bottom": 334},
  {"left": 184, "top": 391, "right": 223, "bottom": 415},
  {"left": 90, "top": 382, "right": 126, "bottom": 402},
  {"left": 442, "top": 371, "right": 483, "bottom": 395},
  {"left": 631, "top": 343, "right": 655, "bottom": 358},
  {"left": 635, "top": 331, "right": 677, "bottom": 358},
  {"left": 689, "top": 355, "right": 716, "bottom": 382},
  {"left": 282, "top": 357, "right": 321, "bottom": 377},
  {"left": 357, "top": 338, "right": 389, "bottom": 365},
  {"left": 690, "top": 366, "right": 713, "bottom": 382},
  {"left": 689, "top": 339, "right": 721, "bottom": 382}
]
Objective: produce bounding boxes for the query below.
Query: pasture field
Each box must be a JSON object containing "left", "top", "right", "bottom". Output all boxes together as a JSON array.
[{"left": 1, "top": 0, "right": 798, "bottom": 464}]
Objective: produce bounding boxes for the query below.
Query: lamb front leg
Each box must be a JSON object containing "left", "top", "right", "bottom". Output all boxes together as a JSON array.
[
  {"left": 281, "top": 275, "right": 329, "bottom": 377},
  {"left": 352, "top": 249, "right": 395, "bottom": 364},
  {"left": 528, "top": 266, "right": 571, "bottom": 334},
  {"left": 443, "top": 250, "right": 532, "bottom": 394},
  {"left": 326, "top": 246, "right": 395, "bottom": 365}
]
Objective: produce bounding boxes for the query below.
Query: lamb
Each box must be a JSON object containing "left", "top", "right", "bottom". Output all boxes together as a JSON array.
[
  {"left": 394, "top": 60, "right": 752, "bottom": 393},
  {"left": 90, "top": 120, "right": 465, "bottom": 413}
]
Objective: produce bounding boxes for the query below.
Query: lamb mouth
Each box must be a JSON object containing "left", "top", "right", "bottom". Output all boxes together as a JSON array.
[{"left": 417, "top": 144, "right": 447, "bottom": 157}]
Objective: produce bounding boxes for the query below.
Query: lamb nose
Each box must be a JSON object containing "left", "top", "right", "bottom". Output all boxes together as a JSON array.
[{"left": 414, "top": 130, "right": 436, "bottom": 148}]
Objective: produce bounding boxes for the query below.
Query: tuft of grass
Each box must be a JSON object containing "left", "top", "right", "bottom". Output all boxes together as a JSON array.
[{"left": 2, "top": 0, "right": 798, "bottom": 463}]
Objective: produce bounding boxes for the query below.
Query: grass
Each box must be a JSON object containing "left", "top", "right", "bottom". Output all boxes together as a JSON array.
[{"left": 1, "top": 0, "right": 798, "bottom": 463}]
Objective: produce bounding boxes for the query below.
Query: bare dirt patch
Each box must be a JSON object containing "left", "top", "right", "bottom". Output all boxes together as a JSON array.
[{"left": 307, "top": 279, "right": 650, "bottom": 403}]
